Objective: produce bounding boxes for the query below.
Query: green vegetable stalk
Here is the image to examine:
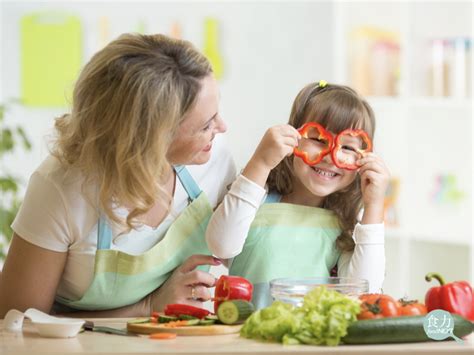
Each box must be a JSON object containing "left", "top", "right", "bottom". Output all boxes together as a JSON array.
[{"left": 240, "top": 286, "right": 361, "bottom": 346}]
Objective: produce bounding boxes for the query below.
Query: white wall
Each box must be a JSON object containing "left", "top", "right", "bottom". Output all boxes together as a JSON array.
[{"left": 1, "top": 0, "right": 334, "bottom": 175}]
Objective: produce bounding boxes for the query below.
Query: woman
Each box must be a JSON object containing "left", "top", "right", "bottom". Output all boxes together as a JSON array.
[{"left": 0, "top": 33, "right": 235, "bottom": 318}]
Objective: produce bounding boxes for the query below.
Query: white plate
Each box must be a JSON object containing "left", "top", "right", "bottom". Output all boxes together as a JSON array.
[
  {"left": 33, "top": 320, "right": 84, "bottom": 338},
  {"left": 4, "top": 308, "right": 85, "bottom": 338}
]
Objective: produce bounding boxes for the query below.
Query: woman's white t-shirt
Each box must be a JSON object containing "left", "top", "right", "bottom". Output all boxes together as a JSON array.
[{"left": 12, "top": 137, "right": 236, "bottom": 301}]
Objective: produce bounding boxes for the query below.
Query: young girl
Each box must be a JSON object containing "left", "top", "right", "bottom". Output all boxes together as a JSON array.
[{"left": 206, "top": 81, "right": 390, "bottom": 308}]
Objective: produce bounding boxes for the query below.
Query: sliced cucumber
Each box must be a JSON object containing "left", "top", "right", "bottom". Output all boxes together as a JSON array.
[
  {"left": 342, "top": 314, "right": 473, "bottom": 344},
  {"left": 127, "top": 317, "right": 151, "bottom": 324},
  {"left": 178, "top": 314, "right": 199, "bottom": 321},
  {"left": 158, "top": 315, "right": 178, "bottom": 323},
  {"left": 205, "top": 315, "right": 219, "bottom": 321},
  {"left": 198, "top": 319, "right": 216, "bottom": 326},
  {"left": 217, "top": 300, "right": 255, "bottom": 325},
  {"left": 183, "top": 319, "right": 201, "bottom": 326}
]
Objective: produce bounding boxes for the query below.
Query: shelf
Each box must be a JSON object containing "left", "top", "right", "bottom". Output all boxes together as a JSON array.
[
  {"left": 334, "top": 1, "right": 473, "bottom": 299},
  {"left": 366, "top": 96, "right": 472, "bottom": 110},
  {"left": 385, "top": 229, "right": 472, "bottom": 246}
]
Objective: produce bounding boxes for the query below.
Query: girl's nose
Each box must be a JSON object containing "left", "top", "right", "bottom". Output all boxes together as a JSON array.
[{"left": 322, "top": 151, "right": 334, "bottom": 165}]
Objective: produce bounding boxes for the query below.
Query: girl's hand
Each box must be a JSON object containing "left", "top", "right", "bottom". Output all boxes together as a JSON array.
[
  {"left": 243, "top": 124, "right": 300, "bottom": 187},
  {"left": 146, "top": 255, "right": 221, "bottom": 312},
  {"left": 357, "top": 153, "right": 391, "bottom": 224}
]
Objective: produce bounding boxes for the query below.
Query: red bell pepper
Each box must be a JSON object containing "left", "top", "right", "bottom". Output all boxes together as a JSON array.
[
  {"left": 214, "top": 275, "right": 253, "bottom": 313},
  {"left": 293, "top": 123, "right": 372, "bottom": 170},
  {"left": 293, "top": 122, "right": 333, "bottom": 166},
  {"left": 163, "top": 304, "right": 211, "bottom": 319},
  {"left": 425, "top": 272, "right": 474, "bottom": 321},
  {"left": 331, "top": 129, "right": 372, "bottom": 170}
]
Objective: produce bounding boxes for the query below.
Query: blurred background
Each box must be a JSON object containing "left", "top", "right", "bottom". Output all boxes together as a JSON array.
[{"left": 0, "top": 0, "right": 472, "bottom": 302}]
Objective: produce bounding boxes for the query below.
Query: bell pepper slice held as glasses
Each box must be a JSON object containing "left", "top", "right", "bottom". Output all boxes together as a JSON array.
[
  {"left": 331, "top": 128, "right": 373, "bottom": 170},
  {"left": 214, "top": 275, "right": 253, "bottom": 313},
  {"left": 425, "top": 272, "right": 474, "bottom": 321},
  {"left": 293, "top": 122, "right": 373, "bottom": 170},
  {"left": 293, "top": 122, "right": 334, "bottom": 166}
]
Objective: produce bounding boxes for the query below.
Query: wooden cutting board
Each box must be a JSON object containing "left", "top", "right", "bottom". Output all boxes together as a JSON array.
[{"left": 127, "top": 321, "right": 242, "bottom": 336}]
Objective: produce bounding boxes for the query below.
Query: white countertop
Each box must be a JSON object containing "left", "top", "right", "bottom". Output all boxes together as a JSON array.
[{"left": 1, "top": 318, "right": 473, "bottom": 355}]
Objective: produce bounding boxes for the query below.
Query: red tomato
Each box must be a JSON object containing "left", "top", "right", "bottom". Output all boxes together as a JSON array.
[
  {"left": 398, "top": 299, "right": 428, "bottom": 316},
  {"left": 358, "top": 293, "right": 401, "bottom": 320}
]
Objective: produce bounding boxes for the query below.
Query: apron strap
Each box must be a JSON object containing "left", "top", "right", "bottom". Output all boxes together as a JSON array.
[
  {"left": 97, "top": 215, "right": 113, "bottom": 250},
  {"left": 97, "top": 166, "right": 202, "bottom": 250},
  {"left": 264, "top": 191, "right": 282, "bottom": 204},
  {"left": 173, "top": 165, "right": 202, "bottom": 202}
]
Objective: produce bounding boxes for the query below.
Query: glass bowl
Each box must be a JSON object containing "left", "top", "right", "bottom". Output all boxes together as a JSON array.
[{"left": 270, "top": 277, "right": 369, "bottom": 307}]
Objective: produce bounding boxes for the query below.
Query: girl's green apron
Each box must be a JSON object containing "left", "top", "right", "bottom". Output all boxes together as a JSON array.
[
  {"left": 229, "top": 192, "right": 342, "bottom": 309},
  {"left": 55, "top": 166, "right": 213, "bottom": 311}
]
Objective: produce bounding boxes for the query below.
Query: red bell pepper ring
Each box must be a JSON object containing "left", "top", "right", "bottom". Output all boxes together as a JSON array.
[
  {"left": 425, "top": 272, "right": 474, "bottom": 321},
  {"left": 331, "top": 129, "right": 373, "bottom": 170},
  {"left": 214, "top": 275, "right": 253, "bottom": 313},
  {"left": 293, "top": 122, "right": 333, "bottom": 166},
  {"left": 163, "top": 303, "right": 211, "bottom": 319}
]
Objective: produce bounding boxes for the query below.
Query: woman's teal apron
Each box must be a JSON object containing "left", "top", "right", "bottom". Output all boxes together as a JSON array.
[
  {"left": 229, "top": 193, "right": 342, "bottom": 309},
  {"left": 55, "top": 166, "right": 213, "bottom": 311}
]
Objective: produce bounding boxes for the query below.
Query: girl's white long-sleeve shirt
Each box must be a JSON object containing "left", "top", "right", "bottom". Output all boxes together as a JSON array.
[{"left": 206, "top": 174, "right": 385, "bottom": 293}]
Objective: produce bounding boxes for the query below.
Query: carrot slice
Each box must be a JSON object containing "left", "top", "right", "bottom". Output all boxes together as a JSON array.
[
  {"left": 149, "top": 332, "right": 177, "bottom": 340},
  {"left": 163, "top": 320, "right": 189, "bottom": 328}
]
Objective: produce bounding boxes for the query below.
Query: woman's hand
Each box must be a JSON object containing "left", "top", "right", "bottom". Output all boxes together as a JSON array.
[
  {"left": 146, "top": 255, "right": 221, "bottom": 312},
  {"left": 243, "top": 124, "right": 300, "bottom": 187},
  {"left": 357, "top": 153, "right": 391, "bottom": 224}
]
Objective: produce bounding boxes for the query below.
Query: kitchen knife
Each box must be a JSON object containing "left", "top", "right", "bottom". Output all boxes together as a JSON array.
[{"left": 83, "top": 320, "right": 138, "bottom": 336}]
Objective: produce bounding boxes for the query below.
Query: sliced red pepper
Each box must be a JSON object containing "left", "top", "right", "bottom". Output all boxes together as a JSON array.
[
  {"left": 294, "top": 123, "right": 372, "bottom": 170},
  {"left": 331, "top": 129, "right": 372, "bottom": 170},
  {"left": 293, "top": 122, "right": 333, "bottom": 166},
  {"left": 425, "top": 272, "right": 474, "bottom": 321},
  {"left": 214, "top": 275, "right": 253, "bottom": 313},
  {"left": 163, "top": 304, "right": 211, "bottom": 319}
]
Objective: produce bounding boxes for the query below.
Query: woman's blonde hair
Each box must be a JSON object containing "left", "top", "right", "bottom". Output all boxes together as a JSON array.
[
  {"left": 52, "top": 33, "right": 212, "bottom": 230},
  {"left": 267, "top": 82, "right": 376, "bottom": 252}
]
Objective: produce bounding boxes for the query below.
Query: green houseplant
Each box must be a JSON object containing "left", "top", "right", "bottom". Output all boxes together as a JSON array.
[{"left": 0, "top": 102, "right": 32, "bottom": 261}]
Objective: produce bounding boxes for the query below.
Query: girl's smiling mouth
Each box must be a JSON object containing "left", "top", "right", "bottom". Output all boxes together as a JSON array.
[{"left": 311, "top": 166, "right": 340, "bottom": 179}]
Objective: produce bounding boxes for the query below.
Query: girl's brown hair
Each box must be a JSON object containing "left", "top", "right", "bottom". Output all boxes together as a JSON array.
[
  {"left": 52, "top": 33, "right": 212, "bottom": 231},
  {"left": 267, "top": 82, "right": 376, "bottom": 252}
]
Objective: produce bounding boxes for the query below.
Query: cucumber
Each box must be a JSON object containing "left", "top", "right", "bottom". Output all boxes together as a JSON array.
[
  {"left": 217, "top": 300, "right": 255, "bottom": 325},
  {"left": 342, "top": 315, "right": 473, "bottom": 344},
  {"left": 198, "top": 319, "right": 216, "bottom": 326},
  {"left": 178, "top": 314, "right": 199, "bottom": 321},
  {"left": 183, "top": 319, "right": 201, "bottom": 326},
  {"left": 158, "top": 315, "right": 178, "bottom": 323},
  {"left": 205, "top": 315, "right": 219, "bottom": 321},
  {"left": 127, "top": 317, "right": 151, "bottom": 324}
]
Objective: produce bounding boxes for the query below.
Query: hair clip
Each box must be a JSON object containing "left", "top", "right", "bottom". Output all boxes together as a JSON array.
[{"left": 318, "top": 80, "right": 328, "bottom": 88}]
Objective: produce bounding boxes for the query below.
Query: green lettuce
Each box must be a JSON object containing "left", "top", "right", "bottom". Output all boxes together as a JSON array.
[{"left": 240, "top": 286, "right": 360, "bottom": 346}]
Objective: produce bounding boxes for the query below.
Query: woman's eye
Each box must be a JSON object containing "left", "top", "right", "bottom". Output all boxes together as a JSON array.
[{"left": 202, "top": 119, "right": 215, "bottom": 132}]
